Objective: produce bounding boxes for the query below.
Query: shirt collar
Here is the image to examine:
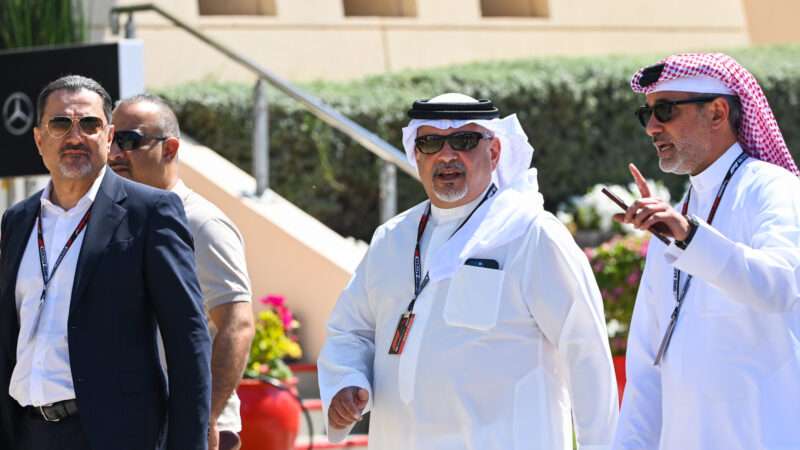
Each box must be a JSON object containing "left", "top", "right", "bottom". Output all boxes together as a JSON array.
[
  {"left": 40, "top": 165, "right": 106, "bottom": 213},
  {"left": 689, "top": 142, "right": 742, "bottom": 194},
  {"left": 430, "top": 182, "right": 492, "bottom": 224}
]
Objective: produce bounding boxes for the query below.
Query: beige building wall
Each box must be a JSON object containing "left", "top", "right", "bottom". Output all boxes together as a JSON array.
[
  {"left": 741, "top": 0, "right": 800, "bottom": 44},
  {"left": 177, "top": 139, "right": 367, "bottom": 362},
  {"left": 87, "top": 0, "right": 751, "bottom": 87}
]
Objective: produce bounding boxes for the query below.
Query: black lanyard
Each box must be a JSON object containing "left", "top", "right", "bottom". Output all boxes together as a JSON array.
[
  {"left": 654, "top": 151, "right": 747, "bottom": 365},
  {"left": 407, "top": 183, "right": 497, "bottom": 314},
  {"left": 30, "top": 204, "right": 92, "bottom": 336}
]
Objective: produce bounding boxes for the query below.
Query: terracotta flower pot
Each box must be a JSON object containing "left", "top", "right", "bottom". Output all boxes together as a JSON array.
[{"left": 237, "top": 378, "right": 301, "bottom": 450}]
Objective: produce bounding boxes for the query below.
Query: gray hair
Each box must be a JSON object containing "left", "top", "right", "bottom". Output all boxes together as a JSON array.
[{"left": 37, "top": 75, "right": 113, "bottom": 124}]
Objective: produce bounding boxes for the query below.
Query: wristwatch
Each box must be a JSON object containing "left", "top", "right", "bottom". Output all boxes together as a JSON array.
[{"left": 675, "top": 214, "right": 699, "bottom": 250}]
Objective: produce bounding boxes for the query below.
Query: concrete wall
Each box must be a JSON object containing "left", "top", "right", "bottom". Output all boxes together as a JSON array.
[
  {"left": 177, "top": 138, "right": 367, "bottom": 362},
  {"left": 741, "top": 0, "right": 800, "bottom": 45},
  {"left": 88, "top": 0, "right": 751, "bottom": 87}
]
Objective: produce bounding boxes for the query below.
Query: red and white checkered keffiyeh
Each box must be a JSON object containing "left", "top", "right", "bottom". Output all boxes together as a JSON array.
[{"left": 631, "top": 53, "right": 799, "bottom": 176}]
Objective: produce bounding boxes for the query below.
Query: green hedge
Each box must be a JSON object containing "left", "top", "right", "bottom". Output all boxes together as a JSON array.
[{"left": 158, "top": 45, "right": 800, "bottom": 241}]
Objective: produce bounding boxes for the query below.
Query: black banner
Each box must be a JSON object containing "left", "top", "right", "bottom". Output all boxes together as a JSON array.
[{"left": 0, "top": 42, "right": 135, "bottom": 177}]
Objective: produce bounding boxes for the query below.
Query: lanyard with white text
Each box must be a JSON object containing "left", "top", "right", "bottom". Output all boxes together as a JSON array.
[
  {"left": 654, "top": 151, "right": 747, "bottom": 365},
  {"left": 29, "top": 205, "right": 92, "bottom": 338},
  {"left": 389, "top": 183, "right": 497, "bottom": 355}
]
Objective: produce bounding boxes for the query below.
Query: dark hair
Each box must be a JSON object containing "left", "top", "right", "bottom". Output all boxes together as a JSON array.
[
  {"left": 36, "top": 75, "right": 113, "bottom": 125},
  {"left": 114, "top": 93, "right": 181, "bottom": 138},
  {"left": 688, "top": 92, "right": 742, "bottom": 134},
  {"left": 722, "top": 94, "right": 742, "bottom": 133}
]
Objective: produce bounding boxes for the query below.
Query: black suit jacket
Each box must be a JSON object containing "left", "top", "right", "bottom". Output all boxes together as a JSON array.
[{"left": 0, "top": 169, "right": 211, "bottom": 450}]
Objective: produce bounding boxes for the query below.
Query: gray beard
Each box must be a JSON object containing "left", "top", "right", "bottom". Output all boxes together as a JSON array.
[
  {"left": 433, "top": 184, "right": 468, "bottom": 203},
  {"left": 58, "top": 160, "right": 93, "bottom": 179}
]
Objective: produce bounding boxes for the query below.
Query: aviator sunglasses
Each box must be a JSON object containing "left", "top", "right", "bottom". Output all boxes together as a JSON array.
[
  {"left": 113, "top": 130, "right": 168, "bottom": 151},
  {"left": 635, "top": 95, "right": 720, "bottom": 128},
  {"left": 414, "top": 131, "right": 493, "bottom": 155},
  {"left": 45, "top": 116, "right": 105, "bottom": 139}
]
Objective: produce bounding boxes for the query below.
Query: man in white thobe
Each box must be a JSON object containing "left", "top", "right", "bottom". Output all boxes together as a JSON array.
[
  {"left": 318, "top": 93, "right": 618, "bottom": 450},
  {"left": 613, "top": 53, "right": 800, "bottom": 450}
]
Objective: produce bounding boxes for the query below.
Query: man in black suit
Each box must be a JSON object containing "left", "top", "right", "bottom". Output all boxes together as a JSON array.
[{"left": 0, "top": 75, "right": 211, "bottom": 450}]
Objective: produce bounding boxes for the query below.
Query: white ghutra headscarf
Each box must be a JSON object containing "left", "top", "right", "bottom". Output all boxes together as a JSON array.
[
  {"left": 401, "top": 93, "right": 545, "bottom": 281},
  {"left": 401, "top": 93, "right": 536, "bottom": 190}
]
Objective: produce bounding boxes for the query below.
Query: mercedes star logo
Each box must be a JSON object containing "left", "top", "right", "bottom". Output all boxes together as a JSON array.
[{"left": 3, "top": 92, "right": 35, "bottom": 136}]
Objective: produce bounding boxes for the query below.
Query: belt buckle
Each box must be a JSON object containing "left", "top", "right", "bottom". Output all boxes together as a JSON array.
[{"left": 38, "top": 404, "right": 61, "bottom": 422}]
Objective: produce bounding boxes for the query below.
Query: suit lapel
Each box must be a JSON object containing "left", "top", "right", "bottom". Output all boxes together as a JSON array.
[
  {"left": 0, "top": 193, "right": 41, "bottom": 354},
  {"left": 69, "top": 170, "right": 127, "bottom": 314}
]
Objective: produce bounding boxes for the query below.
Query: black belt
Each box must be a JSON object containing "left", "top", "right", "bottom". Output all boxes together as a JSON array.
[{"left": 26, "top": 399, "right": 79, "bottom": 422}]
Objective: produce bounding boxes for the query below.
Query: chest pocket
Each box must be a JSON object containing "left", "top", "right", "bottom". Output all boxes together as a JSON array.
[{"left": 444, "top": 264, "right": 505, "bottom": 331}]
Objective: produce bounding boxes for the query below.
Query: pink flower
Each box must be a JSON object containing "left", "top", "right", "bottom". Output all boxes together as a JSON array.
[
  {"left": 626, "top": 271, "right": 640, "bottom": 286},
  {"left": 258, "top": 294, "right": 296, "bottom": 329},
  {"left": 262, "top": 294, "right": 285, "bottom": 307},
  {"left": 279, "top": 310, "right": 293, "bottom": 329}
]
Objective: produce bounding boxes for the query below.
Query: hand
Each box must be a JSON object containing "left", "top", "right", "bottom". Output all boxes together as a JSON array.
[
  {"left": 208, "top": 420, "right": 220, "bottom": 450},
  {"left": 328, "top": 386, "right": 369, "bottom": 429},
  {"left": 612, "top": 163, "right": 691, "bottom": 241}
]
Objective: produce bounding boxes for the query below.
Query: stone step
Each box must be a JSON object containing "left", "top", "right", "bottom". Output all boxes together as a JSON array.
[
  {"left": 297, "top": 399, "right": 327, "bottom": 439},
  {"left": 292, "top": 363, "right": 321, "bottom": 399}
]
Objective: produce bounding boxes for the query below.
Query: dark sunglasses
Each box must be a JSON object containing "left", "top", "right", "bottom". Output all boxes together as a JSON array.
[
  {"left": 45, "top": 116, "right": 106, "bottom": 138},
  {"left": 113, "top": 130, "right": 168, "bottom": 151},
  {"left": 414, "top": 131, "right": 493, "bottom": 155},
  {"left": 635, "top": 95, "right": 720, "bottom": 128}
]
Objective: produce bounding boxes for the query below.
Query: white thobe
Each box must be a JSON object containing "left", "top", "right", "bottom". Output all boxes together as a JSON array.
[
  {"left": 319, "top": 185, "right": 618, "bottom": 450},
  {"left": 614, "top": 144, "right": 800, "bottom": 450}
]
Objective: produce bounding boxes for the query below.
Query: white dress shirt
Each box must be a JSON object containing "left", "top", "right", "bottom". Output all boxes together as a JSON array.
[
  {"left": 10, "top": 167, "right": 105, "bottom": 407},
  {"left": 319, "top": 183, "right": 618, "bottom": 450},
  {"left": 614, "top": 144, "right": 800, "bottom": 450}
]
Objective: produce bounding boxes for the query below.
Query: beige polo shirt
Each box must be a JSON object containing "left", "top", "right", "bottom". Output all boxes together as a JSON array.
[{"left": 173, "top": 180, "right": 252, "bottom": 432}]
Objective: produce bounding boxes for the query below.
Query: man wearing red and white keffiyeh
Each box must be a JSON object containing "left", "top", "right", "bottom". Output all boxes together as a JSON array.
[{"left": 613, "top": 53, "right": 800, "bottom": 450}]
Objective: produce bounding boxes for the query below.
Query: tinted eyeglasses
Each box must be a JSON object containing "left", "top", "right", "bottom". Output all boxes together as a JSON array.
[
  {"left": 113, "top": 130, "right": 168, "bottom": 151},
  {"left": 414, "top": 131, "right": 493, "bottom": 155},
  {"left": 635, "top": 96, "right": 720, "bottom": 128},
  {"left": 45, "top": 116, "right": 106, "bottom": 139}
]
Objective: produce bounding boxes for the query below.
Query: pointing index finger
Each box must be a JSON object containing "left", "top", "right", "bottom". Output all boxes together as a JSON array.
[{"left": 629, "top": 163, "right": 652, "bottom": 198}]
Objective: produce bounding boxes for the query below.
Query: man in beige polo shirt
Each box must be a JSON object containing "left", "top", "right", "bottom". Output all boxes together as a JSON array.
[{"left": 108, "top": 94, "right": 255, "bottom": 450}]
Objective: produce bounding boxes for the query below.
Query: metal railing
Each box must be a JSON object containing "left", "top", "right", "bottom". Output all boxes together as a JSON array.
[{"left": 109, "top": 3, "right": 416, "bottom": 223}]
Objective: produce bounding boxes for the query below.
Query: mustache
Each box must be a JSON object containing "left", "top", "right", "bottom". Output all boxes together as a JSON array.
[
  {"left": 432, "top": 161, "right": 466, "bottom": 176},
  {"left": 651, "top": 132, "right": 670, "bottom": 145},
  {"left": 59, "top": 144, "right": 89, "bottom": 154}
]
